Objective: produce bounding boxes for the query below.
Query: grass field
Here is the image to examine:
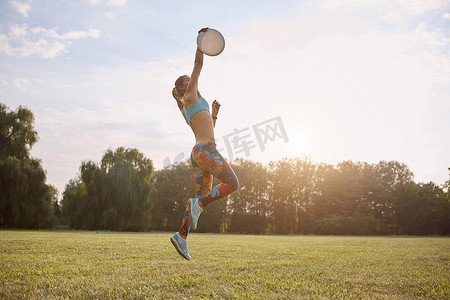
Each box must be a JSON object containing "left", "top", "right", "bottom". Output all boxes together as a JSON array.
[{"left": 0, "top": 231, "right": 449, "bottom": 299}]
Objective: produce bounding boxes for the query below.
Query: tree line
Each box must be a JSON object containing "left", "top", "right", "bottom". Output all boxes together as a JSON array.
[
  {"left": 61, "top": 148, "right": 449, "bottom": 235},
  {"left": 151, "top": 158, "right": 449, "bottom": 235},
  {"left": 1, "top": 103, "right": 449, "bottom": 235}
]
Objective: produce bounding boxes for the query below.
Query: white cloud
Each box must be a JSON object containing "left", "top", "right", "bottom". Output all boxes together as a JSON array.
[
  {"left": 443, "top": 12, "right": 450, "bottom": 19},
  {"left": 392, "top": 0, "right": 449, "bottom": 15},
  {"left": 12, "top": 78, "right": 30, "bottom": 92},
  {"left": 320, "top": 0, "right": 450, "bottom": 22},
  {"left": 9, "top": 0, "right": 32, "bottom": 18},
  {"left": 31, "top": 27, "right": 100, "bottom": 39},
  {"left": 0, "top": 75, "right": 45, "bottom": 94},
  {"left": 84, "top": 0, "right": 126, "bottom": 7},
  {"left": 108, "top": 0, "right": 126, "bottom": 7},
  {"left": 0, "top": 24, "right": 100, "bottom": 58},
  {"left": 319, "top": 0, "right": 379, "bottom": 10},
  {"left": 103, "top": 11, "right": 115, "bottom": 19}
]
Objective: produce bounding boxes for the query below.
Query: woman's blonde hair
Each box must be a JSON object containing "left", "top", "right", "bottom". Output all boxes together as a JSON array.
[
  {"left": 172, "top": 87, "right": 182, "bottom": 102},
  {"left": 172, "top": 75, "right": 187, "bottom": 109}
]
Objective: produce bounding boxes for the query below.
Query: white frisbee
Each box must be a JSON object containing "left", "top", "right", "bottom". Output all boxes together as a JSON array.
[{"left": 196, "top": 28, "right": 225, "bottom": 56}]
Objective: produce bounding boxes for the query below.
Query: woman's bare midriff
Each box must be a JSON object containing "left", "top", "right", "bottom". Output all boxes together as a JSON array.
[{"left": 190, "top": 110, "right": 215, "bottom": 146}]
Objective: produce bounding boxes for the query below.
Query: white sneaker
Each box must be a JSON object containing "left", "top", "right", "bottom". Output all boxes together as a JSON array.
[
  {"left": 170, "top": 232, "right": 191, "bottom": 260},
  {"left": 188, "top": 198, "right": 203, "bottom": 231}
]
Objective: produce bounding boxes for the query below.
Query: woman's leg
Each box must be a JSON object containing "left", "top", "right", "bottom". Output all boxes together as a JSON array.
[
  {"left": 192, "top": 152, "right": 213, "bottom": 199},
  {"left": 191, "top": 143, "right": 239, "bottom": 208},
  {"left": 178, "top": 152, "right": 213, "bottom": 238}
]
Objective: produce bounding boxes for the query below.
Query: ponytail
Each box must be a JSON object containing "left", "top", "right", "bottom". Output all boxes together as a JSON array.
[
  {"left": 172, "top": 75, "right": 188, "bottom": 110},
  {"left": 172, "top": 87, "right": 184, "bottom": 111},
  {"left": 172, "top": 87, "right": 181, "bottom": 101}
]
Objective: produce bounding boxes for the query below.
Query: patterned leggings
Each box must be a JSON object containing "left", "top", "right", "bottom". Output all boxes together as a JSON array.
[{"left": 179, "top": 143, "right": 239, "bottom": 237}]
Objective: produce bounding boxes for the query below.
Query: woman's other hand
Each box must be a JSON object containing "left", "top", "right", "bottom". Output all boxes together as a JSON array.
[{"left": 212, "top": 100, "right": 221, "bottom": 118}]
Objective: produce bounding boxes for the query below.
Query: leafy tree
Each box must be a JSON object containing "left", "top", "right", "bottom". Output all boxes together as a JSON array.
[
  {"left": 61, "top": 178, "right": 88, "bottom": 229},
  {"left": 61, "top": 147, "right": 154, "bottom": 231},
  {"left": 0, "top": 104, "right": 56, "bottom": 228},
  {"left": 311, "top": 161, "right": 416, "bottom": 235},
  {"left": 267, "top": 159, "right": 298, "bottom": 234},
  {"left": 442, "top": 168, "right": 450, "bottom": 234},
  {"left": 0, "top": 104, "right": 37, "bottom": 161},
  {"left": 311, "top": 163, "right": 341, "bottom": 219},
  {"left": 374, "top": 161, "right": 414, "bottom": 220},
  {"left": 150, "top": 161, "right": 194, "bottom": 231},
  {"left": 228, "top": 158, "right": 269, "bottom": 234},
  {"left": 266, "top": 158, "right": 318, "bottom": 234},
  {"left": 394, "top": 182, "right": 449, "bottom": 235}
]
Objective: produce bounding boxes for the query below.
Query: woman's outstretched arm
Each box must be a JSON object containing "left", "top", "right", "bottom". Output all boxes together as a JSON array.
[{"left": 185, "top": 28, "right": 208, "bottom": 104}]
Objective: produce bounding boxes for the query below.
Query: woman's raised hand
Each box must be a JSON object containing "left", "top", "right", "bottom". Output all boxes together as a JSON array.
[{"left": 212, "top": 100, "right": 221, "bottom": 118}]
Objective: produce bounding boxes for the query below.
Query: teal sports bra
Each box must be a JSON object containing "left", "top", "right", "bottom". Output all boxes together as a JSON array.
[{"left": 183, "top": 96, "right": 210, "bottom": 126}]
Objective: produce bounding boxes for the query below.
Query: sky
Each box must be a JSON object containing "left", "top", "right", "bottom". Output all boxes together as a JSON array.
[{"left": 1, "top": 0, "right": 449, "bottom": 197}]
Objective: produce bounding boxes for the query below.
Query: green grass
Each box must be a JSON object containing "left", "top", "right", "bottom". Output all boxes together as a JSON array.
[{"left": 0, "top": 231, "right": 449, "bottom": 299}]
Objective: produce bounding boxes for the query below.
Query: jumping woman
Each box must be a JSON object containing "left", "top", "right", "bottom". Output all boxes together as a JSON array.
[{"left": 170, "top": 28, "right": 239, "bottom": 260}]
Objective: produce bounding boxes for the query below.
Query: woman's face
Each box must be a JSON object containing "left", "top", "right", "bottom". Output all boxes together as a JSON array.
[
  {"left": 183, "top": 75, "right": 191, "bottom": 90},
  {"left": 179, "top": 76, "right": 190, "bottom": 93}
]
